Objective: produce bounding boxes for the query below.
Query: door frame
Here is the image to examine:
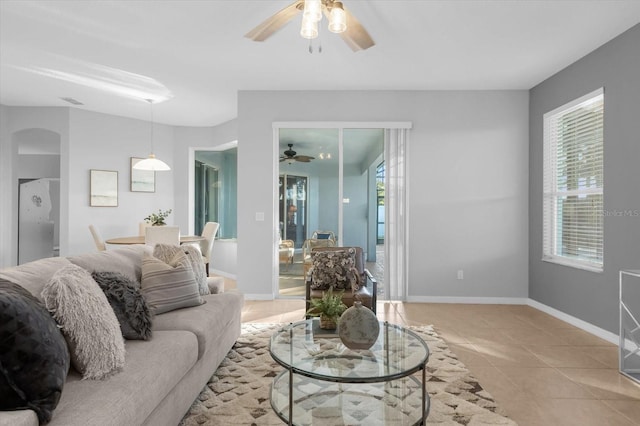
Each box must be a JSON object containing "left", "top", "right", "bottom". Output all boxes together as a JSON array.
[
  {"left": 187, "top": 140, "right": 237, "bottom": 235},
  {"left": 272, "top": 122, "right": 411, "bottom": 298}
]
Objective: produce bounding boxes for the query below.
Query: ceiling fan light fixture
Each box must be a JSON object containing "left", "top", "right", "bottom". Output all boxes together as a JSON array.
[
  {"left": 328, "top": 2, "right": 347, "bottom": 33},
  {"left": 302, "top": 0, "right": 322, "bottom": 22},
  {"left": 300, "top": 16, "right": 319, "bottom": 39}
]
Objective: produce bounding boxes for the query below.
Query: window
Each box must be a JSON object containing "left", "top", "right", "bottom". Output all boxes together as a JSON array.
[{"left": 543, "top": 88, "right": 604, "bottom": 272}]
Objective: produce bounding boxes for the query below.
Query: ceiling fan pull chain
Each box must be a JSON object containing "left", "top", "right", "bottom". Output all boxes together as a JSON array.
[{"left": 309, "top": 39, "right": 313, "bottom": 54}]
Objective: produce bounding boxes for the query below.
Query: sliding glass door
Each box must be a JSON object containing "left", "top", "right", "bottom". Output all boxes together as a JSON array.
[{"left": 276, "top": 127, "right": 384, "bottom": 298}]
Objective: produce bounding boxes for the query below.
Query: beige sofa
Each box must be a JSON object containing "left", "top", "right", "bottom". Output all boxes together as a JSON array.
[{"left": 0, "top": 245, "right": 244, "bottom": 426}]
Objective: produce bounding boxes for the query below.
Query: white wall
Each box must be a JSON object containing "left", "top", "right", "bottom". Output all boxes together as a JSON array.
[
  {"left": 0, "top": 106, "right": 237, "bottom": 268},
  {"left": 237, "top": 90, "right": 529, "bottom": 300},
  {"left": 66, "top": 109, "right": 175, "bottom": 255},
  {"left": 0, "top": 105, "right": 10, "bottom": 267},
  {"left": 2, "top": 91, "right": 528, "bottom": 302}
]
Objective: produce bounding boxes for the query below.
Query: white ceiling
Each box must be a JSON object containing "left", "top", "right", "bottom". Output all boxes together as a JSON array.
[{"left": 1, "top": 1, "right": 639, "bottom": 127}]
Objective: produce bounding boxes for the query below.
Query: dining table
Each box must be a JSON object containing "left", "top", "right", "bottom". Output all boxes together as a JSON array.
[{"left": 105, "top": 235, "right": 205, "bottom": 245}]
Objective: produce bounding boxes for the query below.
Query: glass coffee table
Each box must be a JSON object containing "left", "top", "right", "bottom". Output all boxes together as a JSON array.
[{"left": 269, "top": 319, "right": 430, "bottom": 425}]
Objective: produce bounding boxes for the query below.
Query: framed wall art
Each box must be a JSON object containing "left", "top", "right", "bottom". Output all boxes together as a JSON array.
[
  {"left": 90, "top": 169, "right": 118, "bottom": 207},
  {"left": 130, "top": 157, "right": 155, "bottom": 192}
]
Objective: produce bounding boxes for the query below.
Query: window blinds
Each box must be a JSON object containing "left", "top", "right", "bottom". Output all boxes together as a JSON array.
[{"left": 543, "top": 88, "right": 604, "bottom": 272}]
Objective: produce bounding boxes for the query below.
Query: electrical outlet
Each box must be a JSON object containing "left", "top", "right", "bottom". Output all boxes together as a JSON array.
[{"left": 457, "top": 270, "right": 464, "bottom": 280}]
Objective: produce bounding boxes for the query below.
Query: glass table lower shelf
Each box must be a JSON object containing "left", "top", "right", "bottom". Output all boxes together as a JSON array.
[{"left": 270, "top": 370, "right": 429, "bottom": 426}]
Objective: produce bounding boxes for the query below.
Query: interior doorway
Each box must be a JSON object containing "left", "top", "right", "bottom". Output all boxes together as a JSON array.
[
  {"left": 18, "top": 178, "right": 59, "bottom": 264},
  {"left": 13, "top": 128, "right": 61, "bottom": 265}
]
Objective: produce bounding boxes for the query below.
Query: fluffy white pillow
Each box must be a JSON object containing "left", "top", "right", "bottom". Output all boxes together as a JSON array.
[{"left": 41, "top": 264, "right": 125, "bottom": 380}]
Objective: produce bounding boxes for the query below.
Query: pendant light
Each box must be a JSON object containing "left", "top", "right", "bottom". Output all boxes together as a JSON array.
[{"left": 133, "top": 99, "right": 171, "bottom": 171}]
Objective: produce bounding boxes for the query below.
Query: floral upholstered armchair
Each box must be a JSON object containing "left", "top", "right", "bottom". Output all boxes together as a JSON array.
[
  {"left": 305, "top": 246, "right": 377, "bottom": 317},
  {"left": 302, "top": 238, "right": 336, "bottom": 279}
]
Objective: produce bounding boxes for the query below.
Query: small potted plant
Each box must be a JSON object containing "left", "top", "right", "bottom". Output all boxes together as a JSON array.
[
  {"left": 306, "top": 287, "right": 347, "bottom": 330},
  {"left": 144, "top": 209, "right": 172, "bottom": 226}
]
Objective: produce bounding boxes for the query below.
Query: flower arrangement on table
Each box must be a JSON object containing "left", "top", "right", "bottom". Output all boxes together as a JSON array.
[{"left": 144, "top": 209, "right": 172, "bottom": 226}]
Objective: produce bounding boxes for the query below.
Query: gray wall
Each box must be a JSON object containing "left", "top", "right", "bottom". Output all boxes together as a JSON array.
[
  {"left": 529, "top": 24, "right": 640, "bottom": 334},
  {"left": 237, "top": 90, "right": 530, "bottom": 300}
]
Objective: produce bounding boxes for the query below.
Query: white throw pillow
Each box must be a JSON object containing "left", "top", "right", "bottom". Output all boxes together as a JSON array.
[{"left": 41, "top": 264, "right": 125, "bottom": 380}]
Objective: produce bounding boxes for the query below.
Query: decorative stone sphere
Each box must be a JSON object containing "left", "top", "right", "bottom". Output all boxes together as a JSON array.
[{"left": 338, "top": 301, "right": 379, "bottom": 350}]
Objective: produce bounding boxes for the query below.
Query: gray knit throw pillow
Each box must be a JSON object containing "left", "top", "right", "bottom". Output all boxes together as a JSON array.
[{"left": 91, "top": 271, "right": 153, "bottom": 340}]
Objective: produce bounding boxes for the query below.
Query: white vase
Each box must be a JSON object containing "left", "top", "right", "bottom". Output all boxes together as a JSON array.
[{"left": 338, "top": 301, "right": 379, "bottom": 350}]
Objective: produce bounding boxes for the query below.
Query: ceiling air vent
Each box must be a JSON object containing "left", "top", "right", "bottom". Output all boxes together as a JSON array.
[{"left": 60, "top": 97, "right": 84, "bottom": 105}]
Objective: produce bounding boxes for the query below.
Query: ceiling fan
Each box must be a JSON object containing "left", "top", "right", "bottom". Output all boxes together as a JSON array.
[
  {"left": 245, "top": 0, "right": 374, "bottom": 52},
  {"left": 280, "top": 144, "right": 315, "bottom": 163}
]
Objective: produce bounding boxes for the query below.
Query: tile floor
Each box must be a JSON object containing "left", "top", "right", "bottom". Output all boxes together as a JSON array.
[{"left": 236, "top": 294, "right": 640, "bottom": 426}]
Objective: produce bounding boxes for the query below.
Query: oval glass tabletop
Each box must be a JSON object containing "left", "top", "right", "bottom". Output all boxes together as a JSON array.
[{"left": 269, "top": 319, "right": 429, "bottom": 383}]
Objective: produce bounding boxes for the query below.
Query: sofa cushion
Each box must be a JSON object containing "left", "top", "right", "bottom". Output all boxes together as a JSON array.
[
  {"left": 42, "top": 264, "right": 125, "bottom": 380},
  {"left": 68, "top": 245, "right": 151, "bottom": 284},
  {"left": 91, "top": 271, "right": 153, "bottom": 340},
  {"left": 0, "top": 279, "right": 69, "bottom": 423},
  {"left": 153, "top": 243, "right": 209, "bottom": 296},
  {"left": 46, "top": 330, "right": 197, "bottom": 426},
  {"left": 152, "top": 291, "right": 244, "bottom": 360},
  {"left": 0, "top": 257, "right": 71, "bottom": 301},
  {"left": 140, "top": 252, "right": 204, "bottom": 315}
]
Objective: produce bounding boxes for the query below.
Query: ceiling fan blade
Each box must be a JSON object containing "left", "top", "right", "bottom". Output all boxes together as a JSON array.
[
  {"left": 295, "top": 155, "right": 314, "bottom": 162},
  {"left": 339, "top": 6, "right": 375, "bottom": 51},
  {"left": 245, "top": 1, "right": 303, "bottom": 42}
]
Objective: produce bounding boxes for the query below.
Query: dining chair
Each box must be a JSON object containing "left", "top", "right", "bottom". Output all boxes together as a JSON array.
[
  {"left": 145, "top": 226, "right": 180, "bottom": 247},
  {"left": 311, "top": 230, "right": 336, "bottom": 242},
  {"left": 139, "top": 222, "right": 151, "bottom": 236},
  {"left": 200, "top": 222, "right": 219, "bottom": 276},
  {"left": 88, "top": 225, "right": 106, "bottom": 251}
]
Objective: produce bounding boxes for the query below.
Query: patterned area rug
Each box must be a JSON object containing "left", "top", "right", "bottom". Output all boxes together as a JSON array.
[{"left": 180, "top": 323, "right": 517, "bottom": 425}]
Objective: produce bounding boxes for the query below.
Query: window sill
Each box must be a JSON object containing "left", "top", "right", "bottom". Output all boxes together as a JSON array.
[{"left": 542, "top": 256, "right": 603, "bottom": 273}]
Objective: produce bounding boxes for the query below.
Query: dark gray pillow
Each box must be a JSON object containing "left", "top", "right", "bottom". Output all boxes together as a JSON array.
[
  {"left": 91, "top": 271, "right": 153, "bottom": 340},
  {"left": 0, "top": 279, "right": 70, "bottom": 423}
]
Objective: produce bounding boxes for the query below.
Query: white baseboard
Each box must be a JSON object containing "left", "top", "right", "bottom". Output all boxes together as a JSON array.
[
  {"left": 210, "top": 269, "right": 236, "bottom": 280},
  {"left": 403, "top": 296, "right": 623, "bottom": 347},
  {"left": 527, "top": 299, "right": 619, "bottom": 345},
  {"left": 407, "top": 296, "right": 529, "bottom": 305},
  {"left": 244, "top": 293, "right": 274, "bottom": 301}
]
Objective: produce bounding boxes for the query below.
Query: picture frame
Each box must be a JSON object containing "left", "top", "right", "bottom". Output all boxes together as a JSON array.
[
  {"left": 130, "top": 157, "right": 155, "bottom": 192},
  {"left": 90, "top": 169, "right": 118, "bottom": 207}
]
